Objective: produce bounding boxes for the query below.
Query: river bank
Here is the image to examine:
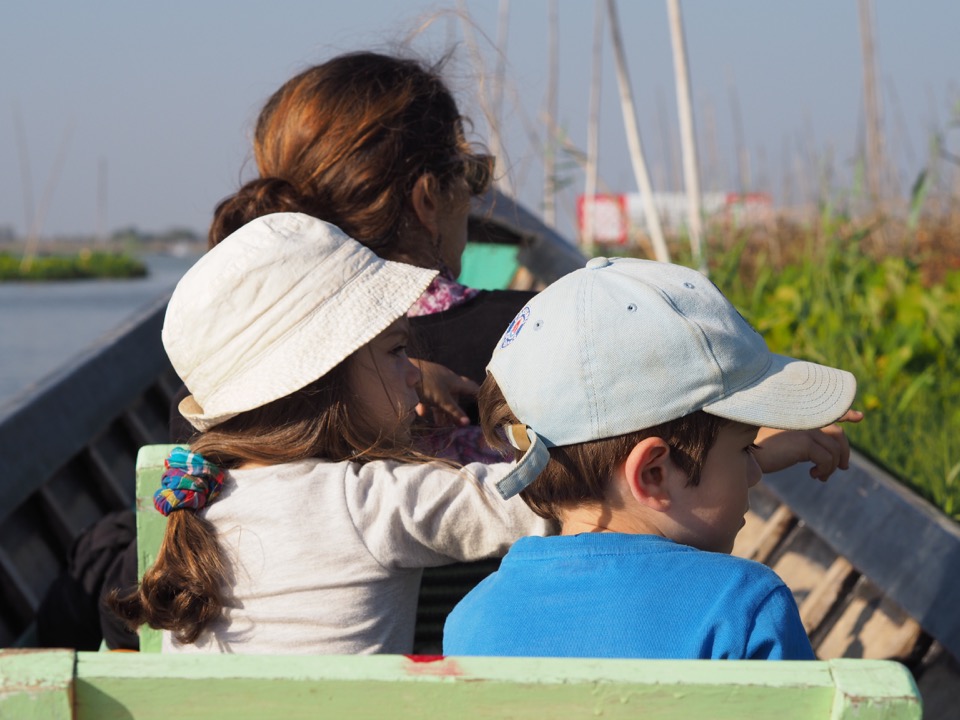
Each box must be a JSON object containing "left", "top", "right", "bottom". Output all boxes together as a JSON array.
[
  {"left": 0, "top": 250, "right": 146, "bottom": 281},
  {"left": 0, "top": 253, "right": 198, "bottom": 410}
]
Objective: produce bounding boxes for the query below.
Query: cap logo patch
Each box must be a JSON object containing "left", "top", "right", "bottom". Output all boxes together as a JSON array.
[{"left": 501, "top": 306, "right": 531, "bottom": 348}]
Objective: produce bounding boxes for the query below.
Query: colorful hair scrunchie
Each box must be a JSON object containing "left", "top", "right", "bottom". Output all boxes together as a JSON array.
[{"left": 153, "top": 446, "right": 225, "bottom": 517}]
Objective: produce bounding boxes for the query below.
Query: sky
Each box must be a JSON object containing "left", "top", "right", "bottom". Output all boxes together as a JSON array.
[{"left": 1, "top": 0, "right": 958, "bottom": 242}]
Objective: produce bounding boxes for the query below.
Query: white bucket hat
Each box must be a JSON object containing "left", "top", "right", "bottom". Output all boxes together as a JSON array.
[
  {"left": 487, "top": 256, "right": 857, "bottom": 499},
  {"left": 163, "top": 212, "right": 437, "bottom": 431}
]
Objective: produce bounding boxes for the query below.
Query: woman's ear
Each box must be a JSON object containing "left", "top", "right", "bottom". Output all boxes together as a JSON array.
[
  {"left": 411, "top": 174, "right": 440, "bottom": 238},
  {"left": 622, "top": 437, "right": 674, "bottom": 512}
]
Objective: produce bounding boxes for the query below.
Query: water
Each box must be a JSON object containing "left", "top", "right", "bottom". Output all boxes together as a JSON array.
[{"left": 0, "top": 253, "right": 198, "bottom": 410}]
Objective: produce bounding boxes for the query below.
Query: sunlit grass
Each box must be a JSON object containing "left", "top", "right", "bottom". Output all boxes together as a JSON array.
[
  {"left": 0, "top": 250, "right": 147, "bottom": 281},
  {"left": 608, "top": 213, "right": 960, "bottom": 521}
]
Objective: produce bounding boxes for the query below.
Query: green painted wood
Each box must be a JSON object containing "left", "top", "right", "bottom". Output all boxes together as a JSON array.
[
  {"left": 135, "top": 444, "right": 178, "bottom": 654},
  {"left": 458, "top": 242, "right": 520, "bottom": 290},
  {"left": 0, "top": 650, "right": 921, "bottom": 720},
  {"left": 67, "top": 653, "right": 920, "bottom": 720},
  {"left": 828, "top": 659, "right": 923, "bottom": 719},
  {"left": 0, "top": 649, "right": 74, "bottom": 719}
]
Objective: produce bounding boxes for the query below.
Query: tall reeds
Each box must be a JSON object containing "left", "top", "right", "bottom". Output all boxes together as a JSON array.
[{"left": 710, "top": 214, "right": 960, "bottom": 520}]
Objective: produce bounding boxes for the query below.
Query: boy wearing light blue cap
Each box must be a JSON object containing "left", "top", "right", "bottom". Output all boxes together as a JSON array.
[{"left": 443, "top": 257, "right": 859, "bottom": 660}]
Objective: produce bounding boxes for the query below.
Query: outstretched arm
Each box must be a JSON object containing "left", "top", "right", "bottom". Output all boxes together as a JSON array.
[{"left": 752, "top": 410, "right": 864, "bottom": 481}]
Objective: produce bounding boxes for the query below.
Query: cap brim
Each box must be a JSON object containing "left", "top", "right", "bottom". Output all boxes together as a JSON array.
[{"left": 703, "top": 354, "right": 856, "bottom": 430}]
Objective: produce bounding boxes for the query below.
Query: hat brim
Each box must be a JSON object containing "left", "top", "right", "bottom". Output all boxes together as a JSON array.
[
  {"left": 179, "top": 258, "right": 437, "bottom": 432},
  {"left": 178, "top": 394, "right": 206, "bottom": 431},
  {"left": 703, "top": 353, "right": 856, "bottom": 430}
]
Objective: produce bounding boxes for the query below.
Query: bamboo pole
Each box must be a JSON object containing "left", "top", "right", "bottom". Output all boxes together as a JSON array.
[
  {"left": 857, "top": 0, "right": 884, "bottom": 210},
  {"left": 606, "top": 0, "right": 669, "bottom": 262},
  {"left": 492, "top": 0, "right": 513, "bottom": 197},
  {"left": 13, "top": 106, "right": 35, "bottom": 249},
  {"left": 458, "top": 0, "right": 514, "bottom": 197},
  {"left": 97, "top": 157, "right": 108, "bottom": 247},
  {"left": 666, "top": 0, "right": 705, "bottom": 273},
  {"left": 703, "top": 98, "right": 721, "bottom": 193},
  {"left": 543, "top": 0, "right": 558, "bottom": 227},
  {"left": 582, "top": 0, "right": 604, "bottom": 250},
  {"left": 20, "top": 122, "right": 73, "bottom": 272},
  {"left": 656, "top": 88, "right": 680, "bottom": 193},
  {"left": 727, "top": 72, "right": 750, "bottom": 195}
]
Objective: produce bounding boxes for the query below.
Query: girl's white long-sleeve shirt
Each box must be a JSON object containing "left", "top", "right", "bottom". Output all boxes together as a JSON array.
[{"left": 162, "top": 458, "right": 551, "bottom": 654}]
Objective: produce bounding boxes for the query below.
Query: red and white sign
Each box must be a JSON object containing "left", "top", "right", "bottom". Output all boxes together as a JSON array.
[{"left": 577, "top": 194, "right": 628, "bottom": 245}]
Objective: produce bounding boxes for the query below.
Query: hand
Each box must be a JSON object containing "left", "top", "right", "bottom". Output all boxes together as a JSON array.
[
  {"left": 412, "top": 359, "right": 480, "bottom": 428},
  {"left": 752, "top": 410, "right": 864, "bottom": 482}
]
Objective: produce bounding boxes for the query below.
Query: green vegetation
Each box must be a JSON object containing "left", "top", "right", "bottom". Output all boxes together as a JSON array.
[
  {"left": 605, "top": 212, "right": 960, "bottom": 521},
  {"left": 0, "top": 250, "right": 147, "bottom": 281},
  {"left": 713, "top": 228, "right": 959, "bottom": 520}
]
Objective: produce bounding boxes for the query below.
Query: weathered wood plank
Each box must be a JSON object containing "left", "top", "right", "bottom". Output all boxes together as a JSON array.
[
  {"left": 735, "top": 504, "right": 795, "bottom": 563},
  {"left": 769, "top": 526, "right": 845, "bottom": 618},
  {"left": 0, "top": 649, "right": 73, "bottom": 718},
  {"left": 800, "top": 557, "right": 857, "bottom": 636},
  {"left": 69, "top": 653, "right": 919, "bottom": 720},
  {"left": 135, "top": 444, "right": 177, "bottom": 653},
  {"left": 732, "top": 483, "right": 786, "bottom": 559},
  {"left": 817, "top": 576, "right": 923, "bottom": 661},
  {"left": 763, "top": 452, "right": 960, "bottom": 661},
  {"left": 732, "top": 508, "right": 770, "bottom": 559},
  {"left": 828, "top": 658, "right": 923, "bottom": 719}
]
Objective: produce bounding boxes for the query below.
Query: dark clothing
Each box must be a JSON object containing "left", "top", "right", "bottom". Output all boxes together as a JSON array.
[
  {"left": 35, "top": 510, "right": 139, "bottom": 650},
  {"left": 408, "top": 289, "right": 535, "bottom": 424},
  {"left": 409, "top": 289, "right": 535, "bottom": 383}
]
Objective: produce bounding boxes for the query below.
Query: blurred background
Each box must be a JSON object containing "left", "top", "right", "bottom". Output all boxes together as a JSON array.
[{"left": 1, "top": 0, "right": 958, "bottom": 243}]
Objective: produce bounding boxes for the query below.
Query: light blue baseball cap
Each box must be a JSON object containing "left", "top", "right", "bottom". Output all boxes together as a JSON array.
[{"left": 487, "top": 256, "right": 857, "bottom": 499}]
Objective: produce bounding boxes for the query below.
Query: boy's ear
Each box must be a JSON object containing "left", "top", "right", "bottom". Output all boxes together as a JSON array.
[
  {"left": 622, "top": 437, "right": 674, "bottom": 512},
  {"left": 411, "top": 174, "right": 440, "bottom": 237}
]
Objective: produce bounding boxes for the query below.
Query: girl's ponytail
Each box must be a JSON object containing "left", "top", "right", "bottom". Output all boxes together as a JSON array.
[
  {"left": 110, "top": 511, "right": 228, "bottom": 644},
  {"left": 108, "top": 449, "right": 230, "bottom": 644}
]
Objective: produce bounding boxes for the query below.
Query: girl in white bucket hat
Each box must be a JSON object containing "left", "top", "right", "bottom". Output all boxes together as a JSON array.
[{"left": 110, "top": 211, "right": 552, "bottom": 655}]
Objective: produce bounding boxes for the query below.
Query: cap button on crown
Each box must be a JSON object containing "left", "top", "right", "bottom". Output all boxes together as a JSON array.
[{"left": 586, "top": 257, "right": 612, "bottom": 269}]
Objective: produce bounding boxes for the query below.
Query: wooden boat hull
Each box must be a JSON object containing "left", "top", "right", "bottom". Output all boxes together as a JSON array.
[{"left": 1, "top": 198, "right": 957, "bottom": 716}]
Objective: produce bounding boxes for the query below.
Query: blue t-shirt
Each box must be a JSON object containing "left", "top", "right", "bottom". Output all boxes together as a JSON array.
[{"left": 443, "top": 534, "right": 814, "bottom": 660}]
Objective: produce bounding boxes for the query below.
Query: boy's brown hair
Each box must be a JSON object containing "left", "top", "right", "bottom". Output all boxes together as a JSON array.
[{"left": 479, "top": 375, "right": 729, "bottom": 522}]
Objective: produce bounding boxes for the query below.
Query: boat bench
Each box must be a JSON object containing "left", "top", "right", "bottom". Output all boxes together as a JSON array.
[
  {"left": 29, "top": 443, "right": 907, "bottom": 720},
  {"left": 0, "top": 650, "right": 922, "bottom": 719}
]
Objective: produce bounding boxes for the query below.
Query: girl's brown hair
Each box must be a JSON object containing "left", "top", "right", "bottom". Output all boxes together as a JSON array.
[
  {"left": 111, "top": 358, "right": 430, "bottom": 643},
  {"left": 112, "top": 193, "right": 430, "bottom": 645},
  {"left": 208, "top": 51, "right": 492, "bottom": 260},
  {"left": 478, "top": 375, "right": 729, "bottom": 523}
]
